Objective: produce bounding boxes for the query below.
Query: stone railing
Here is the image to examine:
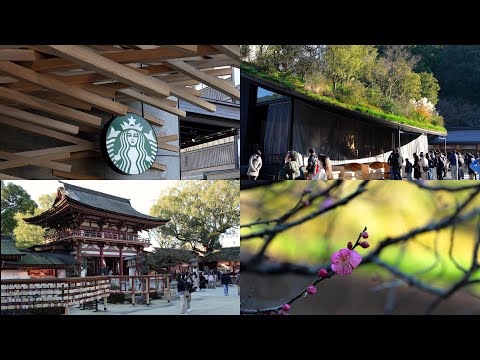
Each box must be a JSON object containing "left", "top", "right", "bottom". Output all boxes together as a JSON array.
[{"left": 1, "top": 276, "right": 110, "bottom": 313}]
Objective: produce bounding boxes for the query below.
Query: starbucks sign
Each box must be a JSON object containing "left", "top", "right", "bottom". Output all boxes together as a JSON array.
[{"left": 101, "top": 113, "right": 157, "bottom": 175}]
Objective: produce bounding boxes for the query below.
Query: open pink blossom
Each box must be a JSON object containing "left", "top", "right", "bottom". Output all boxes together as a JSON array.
[{"left": 331, "top": 248, "right": 362, "bottom": 275}]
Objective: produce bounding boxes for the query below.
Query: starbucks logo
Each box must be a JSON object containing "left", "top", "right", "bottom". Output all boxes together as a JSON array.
[{"left": 102, "top": 113, "right": 157, "bottom": 175}]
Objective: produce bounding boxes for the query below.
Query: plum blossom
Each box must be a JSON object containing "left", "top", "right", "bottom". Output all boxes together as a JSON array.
[
  {"left": 331, "top": 248, "right": 362, "bottom": 275},
  {"left": 321, "top": 198, "right": 334, "bottom": 209},
  {"left": 318, "top": 268, "right": 328, "bottom": 278},
  {"left": 307, "top": 285, "right": 317, "bottom": 295},
  {"left": 361, "top": 231, "right": 368, "bottom": 239},
  {"left": 282, "top": 303, "right": 291, "bottom": 312}
]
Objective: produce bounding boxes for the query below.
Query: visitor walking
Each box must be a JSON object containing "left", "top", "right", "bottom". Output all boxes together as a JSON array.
[
  {"left": 208, "top": 273, "right": 215, "bottom": 288},
  {"left": 387, "top": 148, "right": 395, "bottom": 180},
  {"left": 177, "top": 274, "right": 187, "bottom": 315},
  {"left": 457, "top": 151, "right": 464, "bottom": 180},
  {"left": 185, "top": 278, "right": 193, "bottom": 313},
  {"left": 314, "top": 154, "right": 333, "bottom": 180},
  {"left": 427, "top": 151, "right": 436, "bottom": 180},
  {"left": 413, "top": 153, "right": 421, "bottom": 180},
  {"left": 435, "top": 151, "right": 445, "bottom": 180},
  {"left": 448, "top": 151, "right": 458, "bottom": 180},
  {"left": 306, "top": 148, "right": 319, "bottom": 180},
  {"left": 469, "top": 157, "right": 480, "bottom": 178},
  {"left": 221, "top": 271, "right": 231, "bottom": 296},
  {"left": 405, "top": 158, "right": 413, "bottom": 181},
  {"left": 199, "top": 272, "right": 206, "bottom": 291},
  {"left": 247, "top": 150, "right": 263, "bottom": 180},
  {"left": 419, "top": 152, "right": 429, "bottom": 180},
  {"left": 279, "top": 151, "right": 301, "bottom": 180},
  {"left": 236, "top": 271, "right": 240, "bottom": 296},
  {"left": 466, "top": 153, "right": 476, "bottom": 180},
  {"left": 392, "top": 148, "right": 403, "bottom": 180}
]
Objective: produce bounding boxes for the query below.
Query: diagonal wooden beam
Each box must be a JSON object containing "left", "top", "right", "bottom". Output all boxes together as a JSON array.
[
  {"left": 0, "top": 86, "right": 102, "bottom": 127},
  {"left": 0, "top": 152, "right": 72, "bottom": 171},
  {"left": 151, "top": 163, "right": 167, "bottom": 171},
  {"left": 160, "top": 45, "right": 198, "bottom": 55},
  {"left": 0, "top": 173, "right": 24, "bottom": 180},
  {"left": 0, "top": 104, "right": 79, "bottom": 135},
  {"left": 15, "top": 144, "right": 98, "bottom": 157},
  {"left": 0, "top": 49, "right": 46, "bottom": 61},
  {"left": 170, "top": 86, "right": 216, "bottom": 112},
  {"left": 158, "top": 143, "right": 180, "bottom": 152},
  {"left": 0, "top": 116, "right": 93, "bottom": 145},
  {"left": 128, "top": 107, "right": 165, "bottom": 127},
  {"left": 164, "top": 59, "right": 239, "bottom": 101},
  {"left": 5, "top": 60, "right": 234, "bottom": 92},
  {"left": 119, "top": 88, "right": 186, "bottom": 117},
  {"left": 36, "top": 46, "right": 171, "bottom": 98},
  {"left": 29, "top": 47, "right": 220, "bottom": 72},
  {"left": 212, "top": 45, "right": 241, "bottom": 63},
  {"left": 0, "top": 61, "right": 127, "bottom": 115},
  {"left": 157, "top": 134, "right": 179, "bottom": 143},
  {"left": 0, "top": 150, "right": 72, "bottom": 172}
]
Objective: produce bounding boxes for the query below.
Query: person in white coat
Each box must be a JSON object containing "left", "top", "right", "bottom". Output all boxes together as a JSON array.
[
  {"left": 247, "top": 150, "right": 262, "bottom": 180},
  {"left": 419, "top": 152, "right": 429, "bottom": 180},
  {"left": 313, "top": 154, "right": 334, "bottom": 180}
]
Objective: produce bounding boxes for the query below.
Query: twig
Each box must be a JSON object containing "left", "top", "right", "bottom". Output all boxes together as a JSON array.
[{"left": 241, "top": 227, "right": 367, "bottom": 314}]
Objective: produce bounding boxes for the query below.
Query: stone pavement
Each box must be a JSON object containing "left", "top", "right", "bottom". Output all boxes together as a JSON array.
[{"left": 69, "top": 285, "right": 240, "bottom": 315}]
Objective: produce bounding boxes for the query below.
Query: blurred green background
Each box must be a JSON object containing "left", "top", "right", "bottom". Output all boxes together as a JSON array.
[{"left": 241, "top": 181, "right": 480, "bottom": 294}]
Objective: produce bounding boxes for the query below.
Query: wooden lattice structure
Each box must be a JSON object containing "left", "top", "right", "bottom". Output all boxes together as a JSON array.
[{"left": 0, "top": 45, "right": 240, "bottom": 179}]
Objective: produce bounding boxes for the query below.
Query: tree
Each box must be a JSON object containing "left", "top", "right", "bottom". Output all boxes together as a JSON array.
[
  {"left": 149, "top": 228, "right": 183, "bottom": 249},
  {"left": 419, "top": 72, "right": 440, "bottom": 105},
  {"left": 324, "top": 45, "right": 377, "bottom": 90},
  {"left": 13, "top": 209, "right": 46, "bottom": 249},
  {"left": 37, "top": 193, "right": 56, "bottom": 210},
  {"left": 149, "top": 180, "right": 240, "bottom": 256},
  {"left": 12, "top": 192, "right": 56, "bottom": 249},
  {"left": 1, "top": 182, "right": 37, "bottom": 235}
]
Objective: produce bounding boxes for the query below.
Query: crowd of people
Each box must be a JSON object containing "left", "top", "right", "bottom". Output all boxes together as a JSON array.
[
  {"left": 247, "top": 148, "right": 479, "bottom": 181},
  {"left": 388, "top": 148, "right": 479, "bottom": 180},
  {"left": 176, "top": 269, "right": 239, "bottom": 315},
  {"left": 247, "top": 148, "right": 334, "bottom": 180}
]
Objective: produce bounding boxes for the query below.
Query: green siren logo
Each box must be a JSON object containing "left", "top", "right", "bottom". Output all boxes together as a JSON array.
[{"left": 102, "top": 113, "right": 157, "bottom": 175}]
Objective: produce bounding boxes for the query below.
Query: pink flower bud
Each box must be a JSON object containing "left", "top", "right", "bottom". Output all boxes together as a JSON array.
[
  {"left": 318, "top": 268, "right": 328, "bottom": 278},
  {"left": 321, "top": 198, "right": 334, "bottom": 209},
  {"left": 307, "top": 285, "right": 317, "bottom": 295},
  {"left": 361, "top": 231, "right": 369, "bottom": 239},
  {"left": 282, "top": 303, "right": 291, "bottom": 312},
  {"left": 360, "top": 241, "right": 370, "bottom": 249},
  {"left": 347, "top": 241, "right": 353, "bottom": 250}
]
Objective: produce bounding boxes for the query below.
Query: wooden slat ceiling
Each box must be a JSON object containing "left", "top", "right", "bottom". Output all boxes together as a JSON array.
[{"left": 0, "top": 45, "right": 240, "bottom": 179}]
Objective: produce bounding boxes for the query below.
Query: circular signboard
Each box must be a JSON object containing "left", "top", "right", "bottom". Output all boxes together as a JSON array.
[{"left": 101, "top": 113, "right": 157, "bottom": 175}]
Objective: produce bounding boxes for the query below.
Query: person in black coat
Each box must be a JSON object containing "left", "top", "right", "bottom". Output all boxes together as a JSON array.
[
  {"left": 220, "top": 271, "right": 231, "bottom": 296},
  {"left": 199, "top": 272, "right": 207, "bottom": 291},
  {"left": 177, "top": 275, "right": 187, "bottom": 314}
]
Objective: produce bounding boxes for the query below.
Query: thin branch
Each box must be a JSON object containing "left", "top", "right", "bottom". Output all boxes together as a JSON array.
[
  {"left": 411, "top": 182, "right": 480, "bottom": 192},
  {"left": 241, "top": 181, "right": 368, "bottom": 241},
  {"left": 241, "top": 227, "right": 367, "bottom": 314},
  {"left": 240, "top": 181, "right": 341, "bottom": 228}
]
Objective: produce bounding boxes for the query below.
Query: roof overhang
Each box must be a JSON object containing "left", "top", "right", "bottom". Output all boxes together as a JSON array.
[{"left": 242, "top": 71, "right": 447, "bottom": 137}]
